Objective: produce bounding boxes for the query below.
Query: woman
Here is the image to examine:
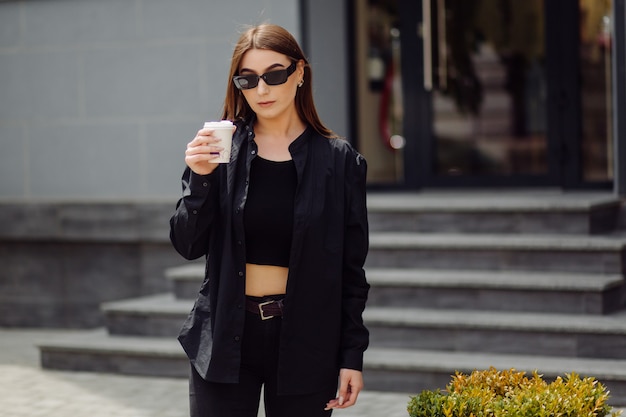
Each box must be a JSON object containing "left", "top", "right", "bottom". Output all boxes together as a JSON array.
[{"left": 169, "top": 24, "right": 370, "bottom": 417}]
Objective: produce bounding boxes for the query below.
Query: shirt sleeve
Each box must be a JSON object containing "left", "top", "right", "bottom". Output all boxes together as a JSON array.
[
  {"left": 339, "top": 148, "right": 370, "bottom": 371},
  {"left": 169, "top": 166, "right": 222, "bottom": 260}
]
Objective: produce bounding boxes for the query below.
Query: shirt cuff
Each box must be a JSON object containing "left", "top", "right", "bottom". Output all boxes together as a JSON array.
[
  {"left": 188, "top": 170, "right": 216, "bottom": 194},
  {"left": 340, "top": 350, "right": 364, "bottom": 372}
]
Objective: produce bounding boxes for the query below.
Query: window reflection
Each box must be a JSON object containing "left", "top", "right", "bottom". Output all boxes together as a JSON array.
[
  {"left": 356, "top": 0, "right": 615, "bottom": 185},
  {"left": 356, "top": 0, "right": 404, "bottom": 184},
  {"left": 580, "top": 0, "right": 613, "bottom": 182},
  {"left": 434, "top": 0, "right": 548, "bottom": 176}
]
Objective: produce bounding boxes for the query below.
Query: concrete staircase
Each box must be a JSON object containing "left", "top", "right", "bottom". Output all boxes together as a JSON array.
[{"left": 39, "top": 192, "right": 626, "bottom": 405}]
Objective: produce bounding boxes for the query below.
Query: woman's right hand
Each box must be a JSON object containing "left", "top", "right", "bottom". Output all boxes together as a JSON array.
[{"left": 185, "top": 128, "right": 226, "bottom": 175}]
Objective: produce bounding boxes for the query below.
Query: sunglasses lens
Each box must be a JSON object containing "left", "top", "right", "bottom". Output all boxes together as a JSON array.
[
  {"left": 264, "top": 70, "right": 288, "bottom": 86},
  {"left": 233, "top": 75, "right": 258, "bottom": 90}
]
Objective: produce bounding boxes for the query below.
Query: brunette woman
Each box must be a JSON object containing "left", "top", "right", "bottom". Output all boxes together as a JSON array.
[{"left": 170, "top": 23, "right": 369, "bottom": 417}]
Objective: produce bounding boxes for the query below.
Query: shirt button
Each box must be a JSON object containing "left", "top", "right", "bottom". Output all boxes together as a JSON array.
[
  {"left": 202, "top": 182, "right": 208, "bottom": 187},
  {"left": 238, "top": 271, "right": 244, "bottom": 277},
  {"left": 192, "top": 210, "right": 198, "bottom": 215},
  {"left": 234, "top": 335, "right": 241, "bottom": 342},
  {"left": 251, "top": 150, "right": 256, "bottom": 155}
]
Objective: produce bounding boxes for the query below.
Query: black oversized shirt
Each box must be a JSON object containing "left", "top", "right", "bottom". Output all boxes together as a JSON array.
[{"left": 169, "top": 119, "right": 370, "bottom": 395}]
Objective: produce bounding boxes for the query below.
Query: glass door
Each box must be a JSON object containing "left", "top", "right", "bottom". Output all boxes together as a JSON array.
[
  {"left": 354, "top": 0, "right": 615, "bottom": 189},
  {"left": 417, "top": 0, "right": 556, "bottom": 186}
]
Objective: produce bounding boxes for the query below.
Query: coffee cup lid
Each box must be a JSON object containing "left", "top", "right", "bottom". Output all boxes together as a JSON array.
[{"left": 204, "top": 120, "right": 234, "bottom": 128}]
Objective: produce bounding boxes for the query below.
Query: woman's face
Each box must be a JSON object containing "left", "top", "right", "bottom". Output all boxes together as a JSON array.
[{"left": 237, "top": 49, "right": 304, "bottom": 122}]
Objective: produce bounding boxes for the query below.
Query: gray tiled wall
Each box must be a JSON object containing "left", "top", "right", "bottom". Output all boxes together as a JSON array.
[
  {"left": 0, "top": 201, "right": 181, "bottom": 327},
  {"left": 0, "top": 0, "right": 301, "bottom": 200}
]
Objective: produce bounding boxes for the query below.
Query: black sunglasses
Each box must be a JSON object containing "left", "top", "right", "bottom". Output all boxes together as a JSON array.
[{"left": 233, "top": 61, "right": 297, "bottom": 90}]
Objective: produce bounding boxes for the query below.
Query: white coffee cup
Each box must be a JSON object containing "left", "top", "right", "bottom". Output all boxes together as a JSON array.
[{"left": 203, "top": 120, "right": 235, "bottom": 163}]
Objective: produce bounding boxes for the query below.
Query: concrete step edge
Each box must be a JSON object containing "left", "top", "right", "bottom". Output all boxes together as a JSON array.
[
  {"left": 370, "top": 233, "right": 626, "bottom": 251},
  {"left": 367, "top": 268, "right": 624, "bottom": 291},
  {"left": 364, "top": 308, "right": 626, "bottom": 334},
  {"left": 366, "top": 193, "right": 620, "bottom": 213},
  {"left": 364, "top": 348, "right": 626, "bottom": 380},
  {"left": 164, "top": 263, "right": 204, "bottom": 281},
  {"left": 38, "top": 328, "right": 183, "bottom": 357},
  {"left": 166, "top": 265, "right": 626, "bottom": 291},
  {"left": 101, "top": 294, "right": 192, "bottom": 315}
]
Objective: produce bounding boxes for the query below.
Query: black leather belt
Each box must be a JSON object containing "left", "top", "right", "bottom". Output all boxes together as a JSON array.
[{"left": 245, "top": 297, "right": 284, "bottom": 320}]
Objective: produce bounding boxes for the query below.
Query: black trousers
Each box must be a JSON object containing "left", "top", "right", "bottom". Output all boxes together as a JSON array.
[{"left": 189, "top": 309, "right": 337, "bottom": 417}]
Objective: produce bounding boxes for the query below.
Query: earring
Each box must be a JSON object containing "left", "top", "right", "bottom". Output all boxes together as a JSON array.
[{"left": 298, "top": 79, "right": 304, "bottom": 87}]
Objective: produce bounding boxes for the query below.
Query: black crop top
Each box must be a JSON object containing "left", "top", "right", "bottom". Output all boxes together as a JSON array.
[{"left": 243, "top": 155, "right": 297, "bottom": 267}]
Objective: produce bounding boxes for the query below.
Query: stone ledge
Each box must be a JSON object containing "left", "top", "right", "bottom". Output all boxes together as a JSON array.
[
  {"left": 366, "top": 191, "right": 620, "bottom": 212},
  {"left": 0, "top": 201, "right": 173, "bottom": 242},
  {"left": 365, "top": 347, "right": 626, "bottom": 380},
  {"left": 370, "top": 233, "right": 626, "bottom": 251},
  {"left": 102, "top": 293, "right": 192, "bottom": 316},
  {"left": 38, "top": 328, "right": 183, "bottom": 357},
  {"left": 368, "top": 268, "right": 624, "bottom": 291},
  {"left": 364, "top": 308, "right": 626, "bottom": 334}
]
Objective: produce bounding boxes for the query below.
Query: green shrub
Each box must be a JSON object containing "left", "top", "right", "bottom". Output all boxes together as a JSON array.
[{"left": 407, "top": 367, "right": 622, "bottom": 417}]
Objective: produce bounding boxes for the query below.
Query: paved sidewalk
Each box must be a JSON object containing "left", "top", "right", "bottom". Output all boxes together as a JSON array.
[{"left": 0, "top": 328, "right": 413, "bottom": 417}]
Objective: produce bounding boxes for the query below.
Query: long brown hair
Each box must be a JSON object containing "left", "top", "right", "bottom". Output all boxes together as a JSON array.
[{"left": 221, "top": 24, "right": 337, "bottom": 138}]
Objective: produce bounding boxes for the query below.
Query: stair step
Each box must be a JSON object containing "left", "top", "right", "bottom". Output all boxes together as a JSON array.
[
  {"left": 102, "top": 294, "right": 192, "bottom": 337},
  {"left": 369, "top": 268, "right": 623, "bottom": 291},
  {"left": 367, "top": 192, "right": 620, "bottom": 234},
  {"left": 165, "top": 263, "right": 204, "bottom": 300},
  {"left": 367, "top": 268, "right": 625, "bottom": 314},
  {"left": 99, "top": 292, "right": 626, "bottom": 359},
  {"left": 363, "top": 347, "right": 626, "bottom": 406},
  {"left": 366, "top": 308, "right": 626, "bottom": 358},
  {"left": 39, "top": 329, "right": 188, "bottom": 378},
  {"left": 37, "top": 326, "right": 626, "bottom": 406},
  {"left": 368, "top": 233, "right": 626, "bottom": 273},
  {"left": 166, "top": 264, "right": 625, "bottom": 314}
]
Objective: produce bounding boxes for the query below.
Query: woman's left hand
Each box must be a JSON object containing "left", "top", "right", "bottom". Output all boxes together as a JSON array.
[{"left": 324, "top": 368, "right": 364, "bottom": 410}]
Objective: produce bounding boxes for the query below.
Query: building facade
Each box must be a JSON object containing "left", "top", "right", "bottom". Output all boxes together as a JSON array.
[
  {"left": 1, "top": 0, "right": 624, "bottom": 198},
  {"left": 1, "top": 0, "right": 625, "bottom": 327}
]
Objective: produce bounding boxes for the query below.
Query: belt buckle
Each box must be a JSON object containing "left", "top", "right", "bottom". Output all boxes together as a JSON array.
[{"left": 258, "top": 300, "right": 275, "bottom": 320}]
